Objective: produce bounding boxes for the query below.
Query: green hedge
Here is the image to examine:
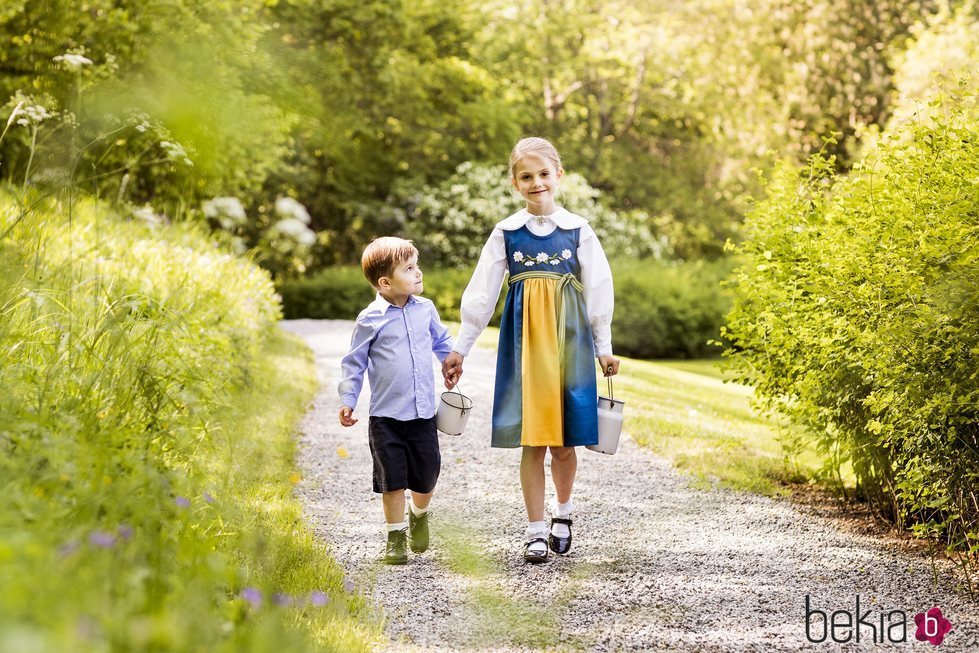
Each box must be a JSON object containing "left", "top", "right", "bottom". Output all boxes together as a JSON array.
[
  {"left": 611, "top": 258, "right": 732, "bottom": 359},
  {"left": 723, "top": 97, "right": 979, "bottom": 553},
  {"left": 278, "top": 257, "right": 732, "bottom": 359}
]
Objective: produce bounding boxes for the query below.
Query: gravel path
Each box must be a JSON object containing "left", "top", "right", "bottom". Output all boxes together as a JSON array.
[{"left": 281, "top": 319, "right": 978, "bottom": 652}]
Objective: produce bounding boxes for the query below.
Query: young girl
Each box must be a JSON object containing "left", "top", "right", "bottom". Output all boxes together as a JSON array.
[{"left": 442, "top": 137, "right": 619, "bottom": 563}]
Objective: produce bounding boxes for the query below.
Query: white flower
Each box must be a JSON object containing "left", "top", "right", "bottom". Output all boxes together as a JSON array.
[
  {"left": 133, "top": 205, "right": 166, "bottom": 227},
  {"left": 513, "top": 251, "right": 525, "bottom": 262},
  {"left": 202, "top": 197, "right": 246, "bottom": 228},
  {"left": 523, "top": 260, "right": 535, "bottom": 267},
  {"left": 536, "top": 252, "right": 549, "bottom": 262},
  {"left": 561, "top": 249, "right": 572, "bottom": 259},
  {"left": 53, "top": 53, "right": 93, "bottom": 70},
  {"left": 274, "top": 218, "right": 316, "bottom": 246},
  {"left": 275, "top": 196, "right": 311, "bottom": 224},
  {"left": 15, "top": 103, "right": 52, "bottom": 127},
  {"left": 159, "top": 140, "right": 192, "bottom": 165}
]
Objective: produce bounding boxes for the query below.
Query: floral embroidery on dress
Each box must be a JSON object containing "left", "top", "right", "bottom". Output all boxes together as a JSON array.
[{"left": 512, "top": 249, "right": 571, "bottom": 267}]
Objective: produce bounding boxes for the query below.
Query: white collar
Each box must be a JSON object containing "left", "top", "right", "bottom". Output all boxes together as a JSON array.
[
  {"left": 367, "top": 293, "right": 418, "bottom": 313},
  {"left": 497, "top": 207, "right": 589, "bottom": 231}
]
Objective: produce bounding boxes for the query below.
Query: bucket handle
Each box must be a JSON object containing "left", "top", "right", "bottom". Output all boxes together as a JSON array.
[
  {"left": 447, "top": 383, "right": 468, "bottom": 414},
  {"left": 605, "top": 368, "right": 615, "bottom": 408}
]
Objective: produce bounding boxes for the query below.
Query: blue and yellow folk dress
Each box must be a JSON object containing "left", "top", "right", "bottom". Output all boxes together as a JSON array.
[{"left": 492, "top": 225, "right": 599, "bottom": 448}]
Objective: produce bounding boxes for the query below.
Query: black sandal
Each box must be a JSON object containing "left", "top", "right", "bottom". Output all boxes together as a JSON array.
[
  {"left": 549, "top": 517, "right": 573, "bottom": 555},
  {"left": 523, "top": 537, "right": 549, "bottom": 563}
]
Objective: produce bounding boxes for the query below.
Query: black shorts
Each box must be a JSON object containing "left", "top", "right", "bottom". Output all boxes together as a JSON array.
[{"left": 368, "top": 416, "right": 441, "bottom": 494}]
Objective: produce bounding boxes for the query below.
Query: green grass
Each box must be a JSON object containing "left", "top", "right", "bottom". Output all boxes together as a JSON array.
[
  {"left": 203, "top": 328, "right": 383, "bottom": 651},
  {"left": 618, "top": 357, "right": 849, "bottom": 495},
  {"left": 0, "top": 189, "right": 381, "bottom": 652}
]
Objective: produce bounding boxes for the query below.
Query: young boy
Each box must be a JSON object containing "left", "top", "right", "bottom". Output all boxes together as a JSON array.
[{"left": 338, "top": 237, "right": 455, "bottom": 565}]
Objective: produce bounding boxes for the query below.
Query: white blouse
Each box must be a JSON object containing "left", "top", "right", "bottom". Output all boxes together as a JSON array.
[{"left": 454, "top": 208, "right": 614, "bottom": 358}]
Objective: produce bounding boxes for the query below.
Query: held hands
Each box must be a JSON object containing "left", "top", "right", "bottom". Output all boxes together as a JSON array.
[
  {"left": 338, "top": 405, "right": 358, "bottom": 427},
  {"left": 598, "top": 354, "right": 620, "bottom": 377},
  {"left": 442, "top": 351, "right": 464, "bottom": 389}
]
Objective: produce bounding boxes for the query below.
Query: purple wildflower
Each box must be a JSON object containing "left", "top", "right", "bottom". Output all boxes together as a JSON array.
[
  {"left": 308, "top": 591, "right": 330, "bottom": 607},
  {"left": 272, "top": 592, "right": 293, "bottom": 607},
  {"left": 203, "top": 492, "right": 215, "bottom": 504},
  {"left": 241, "top": 587, "right": 262, "bottom": 608},
  {"left": 343, "top": 579, "right": 355, "bottom": 593},
  {"left": 89, "top": 531, "right": 116, "bottom": 548},
  {"left": 117, "top": 524, "right": 134, "bottom": 540},
  {"left": 174, "top": 496, "right": 190, "bottom": 509}
]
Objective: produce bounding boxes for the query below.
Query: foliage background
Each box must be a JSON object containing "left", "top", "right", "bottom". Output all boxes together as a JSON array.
[
  {"left": 4, "top": 0, "right": 971, "bottom": 270},
  {"left": 2, "top": 4, "right": 979, "bottom": 637}
]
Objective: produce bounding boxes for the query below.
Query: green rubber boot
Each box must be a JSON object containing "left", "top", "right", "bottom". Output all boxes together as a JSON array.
[
  {"left": 384, "top": 528, "right": 408, "bottom": 565},
  {"left": 408, "top": 509, "right": 430, "bottom": 553}
]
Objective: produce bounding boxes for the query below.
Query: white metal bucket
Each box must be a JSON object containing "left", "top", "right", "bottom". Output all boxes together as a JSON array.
[
  {"left": 587, "top": 374, "right": 624, "bottom": 455},
  {"left": 436, "top": 387, "right": 473, "bottom": 436}
]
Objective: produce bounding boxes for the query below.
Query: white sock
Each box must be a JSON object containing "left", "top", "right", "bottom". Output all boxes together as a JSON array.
[
  {"left": 409, "top": 497, "right": 429, "bottom": 517},
  {"left": 549, "top": 498, "right": 574, "bottom": 538},
  {"left": 525, "top": 521, "right": 548, "bottom": 553},
  {"left": 549, "top": 497, "right": 575, "bottom": 518},
  {"left": 387, "top": 521, "right": 407, "bottom": 532}
]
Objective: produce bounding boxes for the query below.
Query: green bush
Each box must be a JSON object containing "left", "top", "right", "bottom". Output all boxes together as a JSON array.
[
  {"left": 612, "top": 258, "right": 733, "bottom": 359},
  {"left": 279, "top": 258, "right": 732, "bottom": 359},
  {"left": 278, "top": 265, "right": 505, "bottom": 325},
  {"left": 723, "top": 96, "right": 979, "bottom": 554},
  {"left": 277, "top": 266, "right": 376, "bottom": 320},
  {"left": 0, "top": 190, "right": 377, "bottom": 652}
]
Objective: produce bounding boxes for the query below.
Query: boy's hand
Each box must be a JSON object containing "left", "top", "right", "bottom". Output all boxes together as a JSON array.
[
  {"left": 442, "top": 352, "right": 464, "bottom": 389},
  {"left": 338, "top": 406, "right": 358, "bottom": 427},
  {"left": 598, "top": 354, "right": 620, "bottom": 377}
]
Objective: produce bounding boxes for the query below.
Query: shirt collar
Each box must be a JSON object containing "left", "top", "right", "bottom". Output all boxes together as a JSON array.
[
  {"left": 497, "top": 207, "right": 589, "bottom": 231},
  {"left": 368, "top": 293, "right": 418, "bottom": 313}
]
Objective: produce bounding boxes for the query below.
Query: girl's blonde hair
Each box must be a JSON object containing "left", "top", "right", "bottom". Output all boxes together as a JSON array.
[
  {"left": 361, "top": 236, "right": 418, "bottom": 287},
  {"left": 508, "top": 137, "right": 562, "bottom": 178}
]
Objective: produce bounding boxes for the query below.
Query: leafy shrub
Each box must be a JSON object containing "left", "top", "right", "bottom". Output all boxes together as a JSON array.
[
  {"left": 723, "top": 96, "right": 979, "bottom": 555},
  {"left": 612, "top": 258, "right": 733, "bottom": 360},
  {"left": 278, "top": 265, "right": 505, "bottom": 325},
  {"left": 279, "top": 258, "right": 732, "bottom": 359},
  {"left": 370, "top": 161, "right": 668, "bottom": 269},
  {"left": 0, "top": 191, "right": 376, "bottom": 651}
]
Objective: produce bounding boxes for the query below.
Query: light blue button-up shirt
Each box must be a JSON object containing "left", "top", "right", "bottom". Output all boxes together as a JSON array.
[{"left": 338, "top": 294, "right": 454, "bottom": 420}]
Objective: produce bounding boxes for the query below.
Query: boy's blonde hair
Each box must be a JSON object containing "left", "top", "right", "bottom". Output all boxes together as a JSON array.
[
  {"left": 509, "top": 137, "right": 562, "bottom": 178},
  {"left": 361, "top": 237, "right": 418, "bottom": 287}
]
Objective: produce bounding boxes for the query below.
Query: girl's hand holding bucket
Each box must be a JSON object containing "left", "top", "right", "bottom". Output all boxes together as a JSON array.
[{"left": 598, "top": 354, "right": 620, "bottom": 377}]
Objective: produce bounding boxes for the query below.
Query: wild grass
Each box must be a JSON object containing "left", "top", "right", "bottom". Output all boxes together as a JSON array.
[
  {"left": 0, "top": 189, "right": 381, "bottom": 652},
  {"left": 616, "top": 358, "right": 849, "bottom": 495}
]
